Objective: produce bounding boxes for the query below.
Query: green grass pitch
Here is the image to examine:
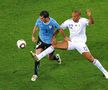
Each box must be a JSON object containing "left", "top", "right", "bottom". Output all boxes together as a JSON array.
[{"left": 0, "top": 0, "right": 108, "bottom": 90}]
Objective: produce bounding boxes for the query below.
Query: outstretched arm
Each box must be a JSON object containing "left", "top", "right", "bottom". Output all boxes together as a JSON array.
[
  {"left": 51, "top": 28, "right": 70, "bottom": 44},
  {"left": 53, "top": 28, "right": 66, "bottom": 38},
  {"left": 86, "top": 9, "right": 94, "bottom": 25},
  {"left": 59, "top": 29, "right": 70, "bottom": 41}
]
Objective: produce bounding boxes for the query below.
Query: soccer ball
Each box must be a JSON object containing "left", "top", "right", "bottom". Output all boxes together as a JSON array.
[{"left": 17, "top": 39, "right": 26, "bottom": 49}]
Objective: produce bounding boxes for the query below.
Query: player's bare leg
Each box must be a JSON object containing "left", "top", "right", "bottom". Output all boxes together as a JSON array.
[
  {"left": 82, "top": 52, "right": 108, "bottom": 79},
  {"left": 52, "top": 40, "right": 68, "bottom": 49},
  {"left": 82, "top": 52, "right": 94, "bottom": 62},
  {"left": 35, "top": 40, "right": 68, "bottom": 60},
  {"left": 31, "top": 48, "right": 43, "bottom": 81}
]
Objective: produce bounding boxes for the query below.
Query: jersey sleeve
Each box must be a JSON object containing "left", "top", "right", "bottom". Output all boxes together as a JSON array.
[
  {"left": 60, "top": 20, "right": 68, "bottom": 30},
  {"left": 35, "top": 18, "right": 40, "bottom": 27},
  {"left": 81, "top": 18, "right": 89, "bottom": 26},
  {"left": 53, "top": 20, "right": 60, "bottom": 30}
]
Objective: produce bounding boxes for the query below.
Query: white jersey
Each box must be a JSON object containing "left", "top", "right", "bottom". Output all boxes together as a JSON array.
[{"left": 60, "top": 18, "right": 89, "bottom": 43}]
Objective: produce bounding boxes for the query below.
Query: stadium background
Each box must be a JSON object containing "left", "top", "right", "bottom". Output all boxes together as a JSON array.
[{"left": 0, "top": 0, "right": 108, "bottom": 90}]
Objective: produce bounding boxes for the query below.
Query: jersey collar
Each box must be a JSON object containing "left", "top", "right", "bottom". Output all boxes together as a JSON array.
[{"left": 43, "top": 17, "right": 51, "bottom": 25}]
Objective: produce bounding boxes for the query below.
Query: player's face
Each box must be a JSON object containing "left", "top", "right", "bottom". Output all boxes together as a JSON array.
[
  {"left": 72, "top": 12, "right": 80, "bottom": 22},
  {"left": 40, "top": 16, "right": 46, "bottom": 23}
]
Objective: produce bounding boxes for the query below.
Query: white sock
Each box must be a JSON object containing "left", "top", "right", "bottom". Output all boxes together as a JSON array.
[
  {"left": 93, "top": 59, "right": 107, "bottom": 75},
  {"left": 36, "top": 46, "right": 55, "bottom": 60}
]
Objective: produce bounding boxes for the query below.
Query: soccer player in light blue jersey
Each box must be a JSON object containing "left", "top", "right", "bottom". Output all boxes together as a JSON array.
[{"left": 31, "top": 10, "right": 67, "bottom": 81}]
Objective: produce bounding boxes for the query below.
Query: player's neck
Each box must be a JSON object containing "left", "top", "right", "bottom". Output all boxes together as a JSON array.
[
  {"left": 73, "top": 19, "right": 79, "bottom": 23},
  {"left": 72, "top": 18, "right": 80, "bottom": 23}
]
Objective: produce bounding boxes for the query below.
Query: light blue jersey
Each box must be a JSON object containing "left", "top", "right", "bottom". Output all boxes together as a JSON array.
[{"left": 35, "top": 17, "right": 60, "bottom": 44}]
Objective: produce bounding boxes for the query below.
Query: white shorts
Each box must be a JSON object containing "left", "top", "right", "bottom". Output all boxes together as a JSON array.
[{"left": 67, "top": 41, "right": 90, "bottom": 54}]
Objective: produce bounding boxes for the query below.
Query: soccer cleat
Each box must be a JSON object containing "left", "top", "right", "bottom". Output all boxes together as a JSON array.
[
  {"left": 56, "top": 54, "right": 62, "bottom": 64},
  {"left": 30, "top": 51, "right": 40, "bottom": 62},
  {"left": 31, "top": 75, "right": 38, "bottom": 81},
  {"left": 104, "top": 72, "right": 108, "bottom": 79}
]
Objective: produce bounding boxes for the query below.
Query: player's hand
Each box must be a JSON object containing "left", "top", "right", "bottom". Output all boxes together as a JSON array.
[
  {"left": 86, "top": 9, "right": 92, "bottom": 17},
  {"left": 32, "top": 36, "right": 37, "bottom": 43},
  {"left": 64, "top": 36, "right": 70, "bottom": 41},
  {"left": 51, "top": 36, "right": 57, "bottom": 45}
]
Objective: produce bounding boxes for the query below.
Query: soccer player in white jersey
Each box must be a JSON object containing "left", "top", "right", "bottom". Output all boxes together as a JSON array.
[{"left": 31, "top": 9, "right": 108, "bottom": 79}]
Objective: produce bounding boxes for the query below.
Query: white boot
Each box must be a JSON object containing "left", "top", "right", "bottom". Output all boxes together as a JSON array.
[{"left": 31, "top": 75, "right": 38, "bottom": 81}]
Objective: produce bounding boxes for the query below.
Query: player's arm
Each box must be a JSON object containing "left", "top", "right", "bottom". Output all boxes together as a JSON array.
[
  {"left": 53, "top": 28, "right": 66, "bottom": 38},
  {"left": 59, "top": 28, "right": 70, "bottom": 41},
  {"left": 60, "top": 20, "right": 70, "bottom": 41},
  {"left": 51, "top": 20, "right": 69, "bottom": 44},
  {"left": 51, "top": 29, "right": 59, "bottom": 44},
  {"left": 86, "top": 9, "right": 94, "bottom": 25},
  {"left": 59, "top": 28, "right": 66, "bottom": 38},
  {"left": 32, "top": 26, "right": 38, "bottom": 43},
  {"left": 53, "top": 20, "right": 69, "bottom": 39},
  {"left": 51, "top": 28, "right": 68, "bottom": 44},
  {"left": 52, "top": 19, "right": 68, "bottom": 38},
  {"left": 52, "top": 28, "right": 69, "bottom": 44}
]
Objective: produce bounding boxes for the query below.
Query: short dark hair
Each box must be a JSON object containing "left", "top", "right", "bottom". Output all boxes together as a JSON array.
[
  {"left": 40, "top": 10, "right": 49, "bottom": 18},
  {"left": 73, "top": 10, "right": 81, "bottom": 15}
]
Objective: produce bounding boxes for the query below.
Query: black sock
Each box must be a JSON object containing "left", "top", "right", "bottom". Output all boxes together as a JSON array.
[{"left": 34, "top": 61, "right": 40, "bottom": 75}]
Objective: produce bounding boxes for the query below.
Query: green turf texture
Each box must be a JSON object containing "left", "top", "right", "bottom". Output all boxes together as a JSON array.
[{"left": 0, "top": 0, "right": 108, "bottom": 90}]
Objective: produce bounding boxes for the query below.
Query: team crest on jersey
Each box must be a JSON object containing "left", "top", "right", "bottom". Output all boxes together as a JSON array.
[{"left": 49, "top": 25, "right": 53, "bottom": 29}]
